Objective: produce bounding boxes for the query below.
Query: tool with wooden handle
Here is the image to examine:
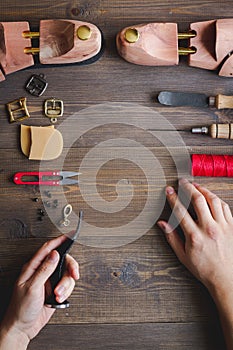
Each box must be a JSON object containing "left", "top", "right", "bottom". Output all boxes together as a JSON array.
[
  {"left": 158, "top": 91, "right": 233, "bottom": 109},
  {"left": 192, "top": 124, "right": 233, "bottom": 139}
]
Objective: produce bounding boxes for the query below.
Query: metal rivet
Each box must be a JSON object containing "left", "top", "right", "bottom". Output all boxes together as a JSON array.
[
  {"left": 38, "top": 209, "right": 45, "bottom": 216},
  {"left": 77, "top": 25, "right": 92, "bottom": 40},
  {"left": 124, "top": 28, "right": 139, "bottom": 43}
]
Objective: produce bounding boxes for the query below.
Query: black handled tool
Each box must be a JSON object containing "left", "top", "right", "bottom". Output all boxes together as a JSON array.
[
  {"left": 45, "top": 210, "right": 83, "bottom": 309},
  {"left": 157, "top": 91, "right": 233, "bottom": 109}
]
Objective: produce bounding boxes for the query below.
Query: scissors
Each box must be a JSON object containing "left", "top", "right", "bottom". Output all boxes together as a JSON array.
[
  {"left": 13, "top": 171, "right": 80, "bottom": 186},
  {"left": 45, "top": 210, "right": 83, "bottom": 309}
]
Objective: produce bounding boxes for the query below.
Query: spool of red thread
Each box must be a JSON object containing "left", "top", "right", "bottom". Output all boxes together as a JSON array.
[{"left": 192, "top": 154, "right": 233, "bottom": 177}]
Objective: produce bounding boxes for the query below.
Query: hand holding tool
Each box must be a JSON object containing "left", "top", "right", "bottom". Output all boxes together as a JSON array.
[
  {"left": 45, "top": 210, "right": 83, "bottom": 309},
  {"left": 158, "top": 91, "right": 233, "bottom": 109},
  {"left": 13, "top": 171, "right": 80, "bottom": 186},
  {"left": 192, "top": 123, "right": 233, "bottom": 139}
]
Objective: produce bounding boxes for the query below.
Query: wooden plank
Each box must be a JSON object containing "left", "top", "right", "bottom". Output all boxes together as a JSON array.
[
  {"left": 0, "top": 146, "right": 232, "bottom": 244},
  {"left": 28, "top": 323, "right": 225, "bottom": 350},
  {"left": 0, "top": 1, "right": 232, "bottom": 349},
  {"left": 0, "top": 0, "right": 233, "bottom": 25}
]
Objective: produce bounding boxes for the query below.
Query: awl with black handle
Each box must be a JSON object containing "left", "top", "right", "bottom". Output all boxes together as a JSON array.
[
  {"left": 158, "top": 91, "right": 233, "bottom": 109},
  {"left": 45, "top": 210, "right": 83, "bottom": 309}
]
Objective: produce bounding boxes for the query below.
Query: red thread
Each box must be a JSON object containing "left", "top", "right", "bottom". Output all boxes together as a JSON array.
[{"left": 192, "top": 154, "right": 233, "bottom": 177}]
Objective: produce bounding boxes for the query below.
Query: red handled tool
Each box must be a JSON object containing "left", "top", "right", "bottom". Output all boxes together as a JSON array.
[{"left": 13, "top": 171, "right": 80, "bottom": 186}]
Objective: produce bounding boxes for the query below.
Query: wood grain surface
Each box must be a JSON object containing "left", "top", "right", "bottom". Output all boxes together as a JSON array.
[{"left": 0, "top": 1, "right": 233, "bottom": 349}]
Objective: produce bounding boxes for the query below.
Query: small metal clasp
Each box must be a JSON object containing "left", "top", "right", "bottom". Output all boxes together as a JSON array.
[
  {"left": 44, "top": 98, "right": 64, "bottom": 123},
  {"left": 6, "top": 97, "right": 30, "bottom": 123},
  {"left": 59, "top": 204, "right": 72, "bottom": 227},
  {"left": 25, "top": 73, "right": 48, "bottom": 97}
]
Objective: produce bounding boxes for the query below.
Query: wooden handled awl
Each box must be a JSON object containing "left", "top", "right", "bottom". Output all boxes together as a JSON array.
[{"left": 192, "top": 124, "right": 233, "bottom": 139}]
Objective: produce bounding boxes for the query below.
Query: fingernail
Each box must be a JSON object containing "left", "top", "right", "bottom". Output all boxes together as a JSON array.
[
  {"left": 193, "top": 182, "right": 200, "bottom": 187},
  {"left": 179, "top": 178, "right": 188, "bottom": 185},
  {"left": 166, "top": 186, "right": 174, "bottom": 195},
  {"left": 75, "top": 268, "right": 80, "bottom": 280},
  {"left": 58, "top": 295, "right": 66, "bottom": 303},
  {"left": 56, "top": 285, "right": 65, "bottom": 296},
  {"left": 157, "top": 221, "right": 166, "bottom": 230},
  {"left": 157, "top": 221, "right": 173, "bottom": 234},
  {"left": 47, "top": 251, "right": 59, "bottom": 263}
]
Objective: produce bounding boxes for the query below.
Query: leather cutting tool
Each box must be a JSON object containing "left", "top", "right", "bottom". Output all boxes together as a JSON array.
[
  {"left": 158, "top": 91, "right": 233, "bottom": 109},
  {"left": 45, "top": 210, "right": 83, "bottom": 309},
  {"left": 13, "top": 171, "right": 80, "bottom": 186}
]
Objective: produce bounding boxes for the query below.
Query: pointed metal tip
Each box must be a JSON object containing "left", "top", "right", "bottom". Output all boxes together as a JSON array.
[{"left": 72, "top": 210, "right": 83, "bottom": 241}]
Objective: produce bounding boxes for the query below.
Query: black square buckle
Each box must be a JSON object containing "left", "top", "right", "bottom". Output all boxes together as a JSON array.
[{"left": 25, "top": 74, "right": 48, "bottom": 97}]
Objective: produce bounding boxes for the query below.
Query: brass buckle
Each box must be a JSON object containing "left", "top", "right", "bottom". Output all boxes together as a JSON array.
[
  {"left": 44, "top": 98, "right": 64, "bottom": 123},
  {"left": 6, "top": 97, "right": 30, "bottom": 123}
]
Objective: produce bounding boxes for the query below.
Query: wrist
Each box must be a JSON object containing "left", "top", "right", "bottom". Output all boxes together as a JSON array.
[
  {"left": 207, "top": 280, "right": 233, "bottom": 315},
  {"left": 0, "top": 323, "right": 30, "bottom": 350}
]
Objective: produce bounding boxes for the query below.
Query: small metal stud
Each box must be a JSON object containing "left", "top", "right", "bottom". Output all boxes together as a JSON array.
[
  {"left": 124, "top": 28, "right": 140, "bottom": 43},
  {"left": 77, "top": 25, "right": 92, "bottom": 40}
]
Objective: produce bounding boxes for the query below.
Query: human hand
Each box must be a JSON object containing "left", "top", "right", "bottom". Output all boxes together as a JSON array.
[
  {"left": 157, "top": 179, "right": 233, "bottom": 349},
  {"left": 0, "top": 235, "right": 79, "bottom": 349},
  {"left": 157, "top": 179, "right": 233, "bottom": 294}
]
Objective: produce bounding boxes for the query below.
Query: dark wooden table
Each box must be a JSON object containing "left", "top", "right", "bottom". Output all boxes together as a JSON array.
[{"left": 0, "top": 1, "right": 233, "bottom": 349}]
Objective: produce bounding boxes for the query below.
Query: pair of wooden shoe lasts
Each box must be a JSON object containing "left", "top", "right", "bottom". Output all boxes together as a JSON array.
[{"left": 0, "top": 18, "right": 232, "bottom": 81}]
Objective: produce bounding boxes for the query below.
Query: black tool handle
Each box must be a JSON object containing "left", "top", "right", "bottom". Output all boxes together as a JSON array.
[{"left": 45, "top": 237, "right": 74, "bottom": 309}]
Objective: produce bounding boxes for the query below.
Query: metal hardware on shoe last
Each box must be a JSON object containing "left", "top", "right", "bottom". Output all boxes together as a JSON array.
[{"left": 77, "top": 25, "right": 92, "bottom": 40}]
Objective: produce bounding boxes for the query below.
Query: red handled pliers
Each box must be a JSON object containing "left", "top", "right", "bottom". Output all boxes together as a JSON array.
[{"left": 13, "top": 171, "right": 80, "bottom": 186}]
